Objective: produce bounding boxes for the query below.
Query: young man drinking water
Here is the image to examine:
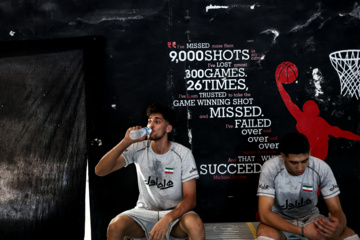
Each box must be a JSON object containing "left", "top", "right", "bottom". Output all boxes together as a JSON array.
[{"left": 96, "top": 103, "right": 205, "bottom": 240}]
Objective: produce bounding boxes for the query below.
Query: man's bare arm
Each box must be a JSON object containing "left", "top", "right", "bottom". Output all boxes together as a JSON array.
[
  {"left": 95, "top": 126, "right": 146, "bottom": 176},
  {"left": 258, "top": 196, "right": 303, "bottom": 235}
]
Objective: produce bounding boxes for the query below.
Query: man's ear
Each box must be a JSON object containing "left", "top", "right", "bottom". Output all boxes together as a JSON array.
[
  {"left": 280, "top": 152, "right": 285, "bottom": 159},
  {"left": 166, "top": 124, "right": 173, "bottom": 133}
]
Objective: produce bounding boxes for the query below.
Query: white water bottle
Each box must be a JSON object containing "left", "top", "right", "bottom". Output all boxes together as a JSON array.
[{"left": 129, "top": 127, "right": 152, "bottom": 140}]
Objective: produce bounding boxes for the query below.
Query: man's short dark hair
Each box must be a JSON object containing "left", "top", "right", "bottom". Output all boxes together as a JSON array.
[
  {"left": 279, "top": 132, "right": 310, "bottom": 156},
  {"left": 146, "top": 102, "right": 176, "bottom": 127}
]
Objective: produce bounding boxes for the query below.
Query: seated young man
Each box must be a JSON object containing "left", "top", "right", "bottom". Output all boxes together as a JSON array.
[
  {"left": 95, "top": 103, "right": 205, "bottom": 240},
  {"left": 256, "top": 132, "right": 359, "bottom": 240}
]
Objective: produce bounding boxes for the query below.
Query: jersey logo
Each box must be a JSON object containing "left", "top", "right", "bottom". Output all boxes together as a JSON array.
[
  {"left": 279, "top": 198, "right": 312, "bottom": 210},
  {"left": 145, "top": 176, "right": 174, "bottom": 190},
  {"left": 302, "top": 185, "right": 313, "bottom": 192},
  {"left": 189, "top": 167, "right": 197, "bottom": 174},
  {"left": 330, "top": 184, "right": 338, "bottom": 191}
]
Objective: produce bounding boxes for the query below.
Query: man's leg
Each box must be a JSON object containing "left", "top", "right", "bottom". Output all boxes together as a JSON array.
[
  {"left": 256, "top": 222, "right": 286, "bottom": 240},
  {"left": 336, "top": 226, "right": 359, "bottom": 240},
  {"left": 107, "top": 214, "right": 146, "bottom": 240},
  {"left": 170, "top": 213, "right": 205, "bottom": 240}
]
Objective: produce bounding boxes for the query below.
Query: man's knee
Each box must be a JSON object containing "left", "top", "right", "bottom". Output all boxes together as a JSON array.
[
  {"left": 257, "top": 231, "right": 281, "bottom": 240},
  {"left": 182, "top": 213, "right": 204, "bottom": 231},
  {"left": 107, "top": 214, "right": 143, "bottom": 239},
  {"left": 107, "top": 215, "right": 126, "bottom": 238},
  {"left": 257, "top": 223, "right": 285, "bottom": 240},
  {"left": 344, "top": 234, "right": 360, "bottom": 240},
  {"left": 341, "top": 226, "right": 359, "bottom": 240},
  {"left": 176, "top": 213, "right": 205, "bottom": 239}
]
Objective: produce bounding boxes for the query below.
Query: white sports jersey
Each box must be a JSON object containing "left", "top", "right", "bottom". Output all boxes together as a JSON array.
[
  {"left": 122, "top": 140, "right": 199, "bottom": 211},
  {"left": 257, "top": 155, "right": 340, "bottom": 219}
]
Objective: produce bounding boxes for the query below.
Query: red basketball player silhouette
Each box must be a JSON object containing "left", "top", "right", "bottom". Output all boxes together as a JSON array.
[{"left": 275, "top": 62, "right": 360, "bottom": 160}]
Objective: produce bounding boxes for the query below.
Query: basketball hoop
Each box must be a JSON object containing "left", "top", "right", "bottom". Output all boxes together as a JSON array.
[{"left": 329, "top": 50, "right": 360, "bottom": 100}]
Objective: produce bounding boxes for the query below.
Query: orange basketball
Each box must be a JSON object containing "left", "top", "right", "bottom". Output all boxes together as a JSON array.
[{"left": 275, "top": 62, "right": 298, "bottom": 84}]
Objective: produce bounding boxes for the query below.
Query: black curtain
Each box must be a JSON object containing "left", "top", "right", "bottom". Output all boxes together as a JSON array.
[{"left": 0, "top": 38, "right": 98, "bottom": 240}]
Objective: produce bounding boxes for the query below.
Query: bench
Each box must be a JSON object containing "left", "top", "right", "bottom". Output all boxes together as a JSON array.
[{"left": 204, "top": 222, "right": 259, "bottom": 239}]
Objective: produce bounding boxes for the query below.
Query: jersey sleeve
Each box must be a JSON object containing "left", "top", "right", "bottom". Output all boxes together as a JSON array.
[
  {"left": 257, "top": 160, "right": 276, "bottom": 198},
  {"left": 121, "top": 142, "right": 137, "bottom": 167},
  {"left": 318, "top": 160, "right": 340, "bottom": 199},
  {"left": 181, "top": 149, "right": 199, "bottom": 182}
]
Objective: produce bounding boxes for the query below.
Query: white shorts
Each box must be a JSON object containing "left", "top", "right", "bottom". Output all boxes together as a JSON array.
[{"left": 121, "top": 208, "right": 196, "bottom": 240}]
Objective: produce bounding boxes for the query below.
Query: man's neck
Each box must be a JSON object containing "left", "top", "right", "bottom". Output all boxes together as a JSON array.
[{"left": 151, "top": 138, "right": 171, "bottom": 154}]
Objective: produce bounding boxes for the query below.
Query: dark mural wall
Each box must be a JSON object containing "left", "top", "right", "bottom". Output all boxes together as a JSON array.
[{"left": 0, "top": 1, "right": 359, "bottom": 239}]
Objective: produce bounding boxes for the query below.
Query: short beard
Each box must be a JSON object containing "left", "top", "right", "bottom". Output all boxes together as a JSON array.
[
  {"left": 148, "top": 135, "right": 159, "bottom": 141},
  {"left": 148, "top": 132, "right": 166, "bottom": 141}
]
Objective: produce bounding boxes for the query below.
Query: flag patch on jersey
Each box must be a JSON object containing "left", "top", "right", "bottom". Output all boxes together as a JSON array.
[
  {"left": 165, "top": 168, "right": 174, "bottom": 174},
  {"left": 302, "top": 185, "right": 313, "bottom": 192}
]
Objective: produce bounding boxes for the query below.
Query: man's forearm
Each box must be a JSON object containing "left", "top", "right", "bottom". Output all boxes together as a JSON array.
[
  {"left": 331, "top": 210, "right": 347, "bottom": 235},
  {"left": 260, "top": 211, "right": 302, "bottom": 236},
  {"left": 163, "top": 197, "right": 196, "bottom": 223},
  {"left": 95, "top": 138, "right": 131, "bottom": 176}
]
